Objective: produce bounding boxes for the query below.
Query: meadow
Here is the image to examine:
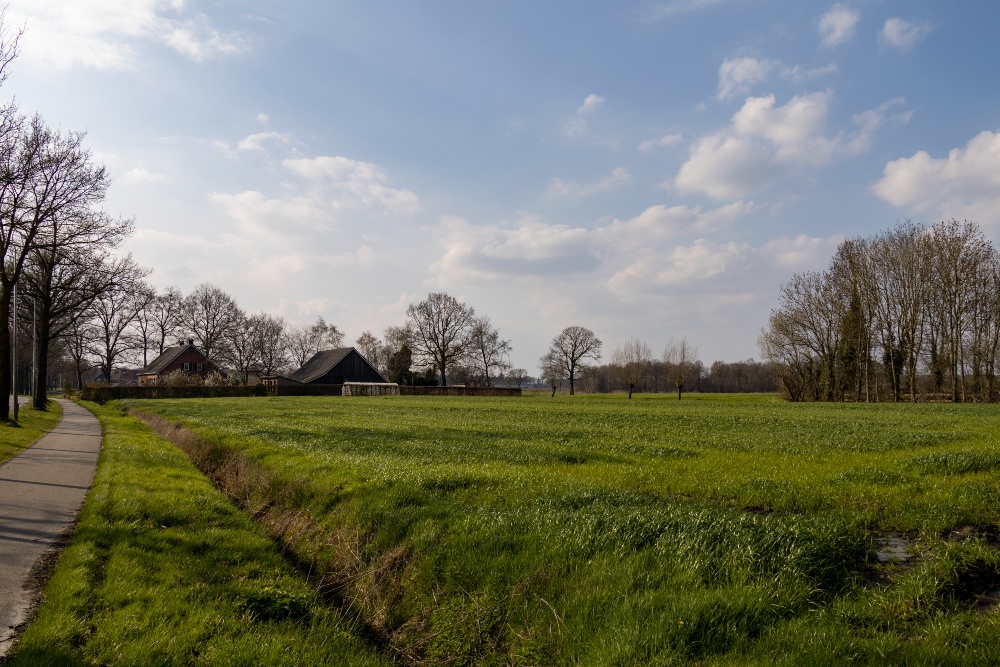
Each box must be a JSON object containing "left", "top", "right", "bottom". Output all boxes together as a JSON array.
[
  {"left": 15, "top": 394, "right": 1000, "bottom": 665},
  {"left": 0, "top": 401, "right": 61, "bottom": 464}
]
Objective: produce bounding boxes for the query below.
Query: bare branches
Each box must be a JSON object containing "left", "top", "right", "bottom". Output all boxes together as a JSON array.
[
  {"left": 611, "top": 339, "right": 652, "bottom": 399},
  {"left": 547, "top": 326, "right": 602, "bottom": 395}
]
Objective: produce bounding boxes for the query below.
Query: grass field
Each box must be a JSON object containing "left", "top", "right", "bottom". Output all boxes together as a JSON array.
[
  {"left": 6, "top": 402, "right": 388, "bottom": 666},
  {"left": 20, "top": 394, "right": 1000, "bottom": 664},
  {"left": 0, "top": 401, "right": 62, "bottom": 464}
]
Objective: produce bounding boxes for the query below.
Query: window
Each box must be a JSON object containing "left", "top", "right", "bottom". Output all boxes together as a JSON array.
[
  {"left": 182, "top": 362, "right": 190, "bottom": 371},
  {"left": 196, "top": 363, "right": 204, "bottom": 371}
]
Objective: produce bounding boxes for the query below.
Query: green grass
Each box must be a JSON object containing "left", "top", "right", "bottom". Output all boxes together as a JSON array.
[
  {"left": 28, "top": 394, "right": 1000, "bottom": 664},
  {"left": 5, "top": 402, "right": 389, "bottom": 667},
  {"left": 0, "top": 401, "right": 62, "bottom": 464}
]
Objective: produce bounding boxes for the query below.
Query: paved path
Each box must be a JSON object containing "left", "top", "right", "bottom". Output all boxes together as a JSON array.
[{"left": 0, "top": 399, "right": 102, "bottom": 656}]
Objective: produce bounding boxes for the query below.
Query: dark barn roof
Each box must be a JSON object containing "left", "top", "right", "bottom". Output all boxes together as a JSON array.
[
  {"left": 140, "top": 341, "right": 204, "bottom": 375},
  {"left": 286, "top": 347, "right": 386, "bottom": 384}
]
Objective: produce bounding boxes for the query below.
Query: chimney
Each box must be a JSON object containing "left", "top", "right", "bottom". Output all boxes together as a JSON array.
[{"left": 187, "top": 339, "right": 194, "bottom": 346}]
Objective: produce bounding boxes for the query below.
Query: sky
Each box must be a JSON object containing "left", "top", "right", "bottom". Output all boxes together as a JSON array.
[{"left": 5, "top": 1, "right": 1000, "bottom": 373}]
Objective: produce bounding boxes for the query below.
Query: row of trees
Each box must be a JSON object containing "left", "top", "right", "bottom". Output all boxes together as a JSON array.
[
  {"left": 761, "top": 219, "right": 1000, "bottom": 402},
  {"left": 354, "top": 292, "right": 513, "bottom": 387},
  {"left": 537, "top": 328, "right": 723, "bottom": 399}
]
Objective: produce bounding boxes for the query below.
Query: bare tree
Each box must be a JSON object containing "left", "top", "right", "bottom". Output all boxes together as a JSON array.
[
  {"left": 611, "top": 339, "right": 652, "bottom": 399},
  {"left": 288, "top": 316, "right": 344, "bottom": 367},
  {"left": 89, "top": 267, "right": 152, "bottom": 382},
  {"left": 182, "top": 283, "right": 241, "bottom": 361},
  {"left": 22, "top": 227, "right": 134, "bottom": 408},
  {"left": 355, "top": 330, "right": 383, "bottom": 370},
  {"left": 406, "top": 292, "right": 476, "bottom": 386},
  {"left": 539, "top": 350, "right": 566, "bottom": 397},
  {"left": 254, "top": 313, "right": 289, "bottom": 377},
  {"left": 466, "top": 316, "right": 512, "bottom": 386},
  {"left": 149, "top": 286, "right": 184, "bottom": 354},
  {"left": 220, "top": 308, "right": 259, "bottom": 384},
  {"left": 664, "top": 336, "right": 699, "bottom": 400},
  {"left": 547, "top": 326, "right": 602, "bottom": 396},
  {"left": 506, "top": 368, "right": 529, "bottom": 388},
  {"left": 1, "top": 114, "right": 113, "bottom": 418}
]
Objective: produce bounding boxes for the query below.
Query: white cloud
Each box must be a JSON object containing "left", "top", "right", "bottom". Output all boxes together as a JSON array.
[
  {"left": 675, "top": 133, "right": 774, "bottom": 199},
  {"left": 607, "top": 234, "right": 840, "bottom": 294},
  {"left": 429, "top": 200, "right": 758, "bottom": 286},
  {"left": 237, "top": 132, "right": 293, "bottom": 152},
  {"left": 873, "top": 130, "right": 1000, "bottom": 226},
  {"left": 717, "top": 57, "right": 775, "bottom": 100},
  {"left": 639, "top": 134, "right": 683, "bottom": 151},
  {"left": 781, "top": 63, "right": 839, "bottom": 82},
  {"left": 564, "top": 94, "right": 605, "bottom": 139},
  {"left": 8, "top": 0, "right": 243, "bottom": 70},
  {"left": 578, "top": 94, "right": 605, "bottom": 114},
  {"left": 283, "top": 155, "right": 420, "bottom": 215},
  {"left": 718, "top": 57, "right": 838, "bottom": 101},
  {"left": 256, "top": 113, "right": 270, "bottom": 123},
  {"left": 880, "top": 18, "right": 933, "bottom": 52},
  {"left": 818, "top": 4, "right": 860, "bottom": 47},
  {"left": 547, "top": 167, "right": 631, "bottom": 198},
  {"left": 122, "top": 166, "right": 166, "bottom": 183},
  {"left": 676, "top": 93, "right": 906, "bottom": 199}
]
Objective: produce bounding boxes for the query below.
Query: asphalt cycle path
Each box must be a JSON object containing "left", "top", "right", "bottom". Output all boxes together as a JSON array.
[{"left": 0, "top": 399, "right": 102, "bottom": 656}]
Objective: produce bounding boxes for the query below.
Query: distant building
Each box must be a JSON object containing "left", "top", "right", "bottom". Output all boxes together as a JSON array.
[
  {"left": 263, "top": 347, "right": 386, "bottom": 386},
  {"left": 137, "top": 339, "right": 219, "bottom": 386}
]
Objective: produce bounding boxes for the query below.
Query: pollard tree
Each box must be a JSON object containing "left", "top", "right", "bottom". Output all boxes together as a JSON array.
[
  {"left": 547, "top": 325, "right": 602, "bottom": 395},
  {"left": 406, "top": 292, "right": 476, "bottom": 386},
  {"left": 539, "top": 350, "right": 566, "bottom": 397},
  {"left": 664, "top": 336, "right": 699, "bottom": 400},
  {"left": 611, "top": 339, "right": 652, "bottom": 399}
]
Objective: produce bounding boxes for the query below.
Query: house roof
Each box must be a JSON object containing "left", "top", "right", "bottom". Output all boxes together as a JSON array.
[
  {"left": 139, "top": 342, "right": 204, "bottom": 376},
  {"left": 286, "top": 347, "right": 356, "bottom": 384}
]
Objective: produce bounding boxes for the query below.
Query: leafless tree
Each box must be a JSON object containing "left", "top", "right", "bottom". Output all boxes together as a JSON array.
[
  {"left": 89, "top": 266, "right": 152, "bottom": 382},
  {"left": 539, "top": 350, "right": 566, "bottom": 397},
  {"left": 547, "top": 326, "right": 601, "bottom": 396},
  {"left": 288, "top": 316, "right": 344, "bottom": 367},
  {"left": 254, "top": 313, "right": 289, "bottom": 377},
  {"left": 406, "top": 292, "right": 476, "bottom": 386},
  {"left": 149, "top": 286, "right": 184, "bottom": 354},
  {"left": 466, "top": 316, "right": 511, "bottom": 386},
  {"left": 220, "top": 308, "right": 259, "bottom": 384},
  {"left": 355, "top": 330, "right": 383, "bottom": 370},
  {"left": 22, "top": 222, "right": 133, "bottom": 408},
  {"left": 664, "top": 336, "right": 699, "bottom": 400},
  {"left": 1, "top": 114, "right": 115, "bottom": 418},
  {"left": 611, "top": 339, "right": 652, "bottom": 399},
  {"left": 506, "top": 368, "right": 529, "bottom": 388},
  {"left": 182, "top": 283, "right": 241, "bottom": 361}
]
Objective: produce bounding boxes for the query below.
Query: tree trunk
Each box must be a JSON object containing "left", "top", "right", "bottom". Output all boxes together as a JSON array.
[
  {"left": 677, "top": 385, "right": 682, "bottom": 400},
  {"left": 0, "top": 293, "right": 11, "bottom": 421},
  {"left": 628, "top": 384, "right": 633, "bottom": 399},
  {"left": 32, "top": 303, "right": 52, "bottom": 410}
]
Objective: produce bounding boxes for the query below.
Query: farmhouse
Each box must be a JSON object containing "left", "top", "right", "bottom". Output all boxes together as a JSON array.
[
  {"left": 137, "top": 339, "right": 219, "bottom": 386},
  {"left": 262, "top": 347, "right": 386, "bottom": 386}
]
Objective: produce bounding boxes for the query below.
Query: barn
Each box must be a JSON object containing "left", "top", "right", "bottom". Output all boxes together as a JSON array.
[
  {"left": 137, "top": 339, "right": 220, "bottom": 386},
  {"left": 262, "top": 347, "right": 386, "bottom": 386}
]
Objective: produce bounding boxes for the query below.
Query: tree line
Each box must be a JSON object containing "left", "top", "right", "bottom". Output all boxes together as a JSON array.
[{"left": 760, "top": 219, "right": 999, "bottom": 402}]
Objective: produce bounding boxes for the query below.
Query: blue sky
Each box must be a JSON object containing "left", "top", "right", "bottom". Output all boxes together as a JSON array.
[{"left": 7, "top": 1, "right": 1000, "bottom": 372}]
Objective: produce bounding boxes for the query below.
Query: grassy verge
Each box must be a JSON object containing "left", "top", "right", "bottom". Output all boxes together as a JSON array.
[
  {"left": 0, "top": 401, "right": 62, "bottom": 464},
  {"left": 114, "top": 394, "right": 1000, "bottom": 664},
  {"left": 4, "top": 401, "right": 389, "bottom": 667}
]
